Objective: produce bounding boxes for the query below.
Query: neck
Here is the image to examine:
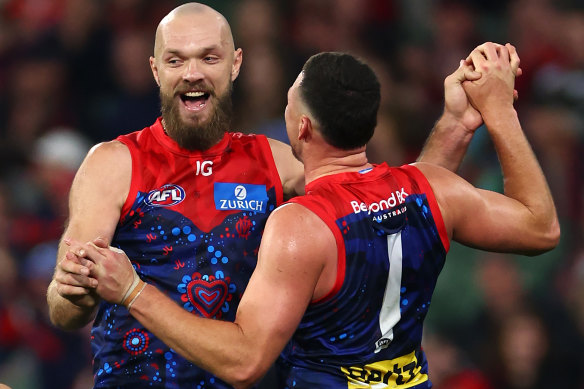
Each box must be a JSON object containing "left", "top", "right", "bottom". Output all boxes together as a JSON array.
[{"left": 303, "top": 146, "right": 372, "bottom": 185}]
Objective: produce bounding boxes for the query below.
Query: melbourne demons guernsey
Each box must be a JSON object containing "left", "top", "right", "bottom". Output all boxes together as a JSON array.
[
  {"left": 277, "top": 163, "right": 449, "bottom": 389},
  {"left": 91, "top": 118, "right": 283, "bottom": 388}
]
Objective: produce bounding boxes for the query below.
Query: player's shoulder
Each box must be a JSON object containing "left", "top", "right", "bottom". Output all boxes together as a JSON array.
[
  {"left": 266, "top": 136, "right": 288, "bottom": 153},
  {"left": 69, "top": 139, "right": 131, "bottom": 210},
  {"left": 80, "top": 140, "right": 131, "bottom": 176},
  {"left": 263, "top": 202, "right": 335, "bottom": 262},
  {"left": 268, "top": 202, "right": 330, "bottom": 236},
  {"left": 409, "top": 161, "right": 456, "bottom": 176},
  {"left": 87, "top": 140, "right": 130, "bottom": 161},
  {"left": 409, "top": 161, "right": 468, "bottom": 192}
]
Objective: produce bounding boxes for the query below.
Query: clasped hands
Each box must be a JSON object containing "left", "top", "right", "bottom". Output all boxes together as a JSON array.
[
  {"left": 445, "top": 42, "right": 521, "bottom": 132},
  {"left": 58, "top": 237, "right": 145, "bottom": 310}
]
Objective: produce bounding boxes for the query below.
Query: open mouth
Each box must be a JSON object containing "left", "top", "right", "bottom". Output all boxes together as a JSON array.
[{"left": 180, "top": 91, "right": 210, "bottom": 111}]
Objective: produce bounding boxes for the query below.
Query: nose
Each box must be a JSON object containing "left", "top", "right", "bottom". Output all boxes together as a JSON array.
[{"left": 182, "top": 60, "right": 204, "bottom": 83}]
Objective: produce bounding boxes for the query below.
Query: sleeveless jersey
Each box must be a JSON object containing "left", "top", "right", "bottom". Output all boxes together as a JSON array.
[
  {"left": 91, "top": 118, "right": 283, "bottom": 388},
  {"left": 277, "top": 163, "right": 449, "bottom": 389}
]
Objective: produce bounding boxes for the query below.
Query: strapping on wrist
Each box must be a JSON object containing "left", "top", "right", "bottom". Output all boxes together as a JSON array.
[
  {"left": 121, "top": 275, "right": 146, "bottom": 308},
  {"left": 120, "top": 273, "right": 140, "bottom": 305},
  {"left": 125, "top": 280, "right": 146, "bottom": 311}
]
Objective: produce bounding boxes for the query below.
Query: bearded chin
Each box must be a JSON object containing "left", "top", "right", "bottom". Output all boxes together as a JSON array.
[{"left": 160, "top": 85, "right": 233, "bottom": 151}]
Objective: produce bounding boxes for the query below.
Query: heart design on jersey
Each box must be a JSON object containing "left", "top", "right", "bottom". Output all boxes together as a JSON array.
[{"left": 186, "top": 278, "right": 228, "bottom": 318}]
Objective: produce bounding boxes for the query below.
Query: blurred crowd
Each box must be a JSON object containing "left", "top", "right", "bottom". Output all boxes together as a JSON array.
[{"left": 0, "top": 0, "right": 583, "bottom": 388}]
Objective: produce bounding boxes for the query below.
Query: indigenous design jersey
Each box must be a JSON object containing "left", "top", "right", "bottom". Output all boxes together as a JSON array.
[
  {"left": 91, "top": 118, "right": 283, "bottom": 388},
  {"left": 277, "top": 163, "right": 449, "bottom": 389}
]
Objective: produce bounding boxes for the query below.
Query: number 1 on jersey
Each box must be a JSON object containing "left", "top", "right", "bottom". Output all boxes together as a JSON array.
[{"left": 374, "top": 231, "right": 403, "bottom": 353}]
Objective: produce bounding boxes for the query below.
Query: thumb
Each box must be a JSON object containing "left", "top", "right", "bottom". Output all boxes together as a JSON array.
[
  {"left": 451, "top": 60, "right": 480, "bottom": 84},
  {"left": 460, "top": 59, "right": 481, "bottom": 81}
]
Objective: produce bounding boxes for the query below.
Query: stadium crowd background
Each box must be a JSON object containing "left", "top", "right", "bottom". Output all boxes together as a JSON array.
[{"left": 0, "top": 0, "right": 582, "bottom": 388}]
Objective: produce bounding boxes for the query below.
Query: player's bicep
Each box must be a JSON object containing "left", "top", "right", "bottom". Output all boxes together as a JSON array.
[
  {"left": 234, "top": 260, "right": 311, "bottom": 353},
  {"left": 62, "top": 141, "right": 131, "bottom": 252},
  {"left": 419, "top": 162, "right": 549, "bottom": 254},
  {"left": 450, "top": 187, "right": 542, "bottom": 253},
  {"left": 234, "top": 205, "right": 326, "bottom": 365}
]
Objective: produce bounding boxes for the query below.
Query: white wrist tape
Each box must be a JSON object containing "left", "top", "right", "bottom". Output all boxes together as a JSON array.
[
  {"left": 120, "top": 272, "right": 140, "bottom": 305},
  {"left": 126, "top": 281, "right": 147, "bottom": 311}
]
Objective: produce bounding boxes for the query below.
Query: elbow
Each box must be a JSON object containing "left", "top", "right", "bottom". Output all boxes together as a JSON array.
[
  {"left": 229, "top": 356, "right": 270, "bottom": 389},
  {"left": 541, "top": 218, "right": 561, "bottom": 252},
  {"left": 231, "top": 379, "right": 258, "bottom": 389},
  {"left": 540, "top": 215, "right": 561, "bottom": 252},
  {"left": 230, "top": 369, "right": 267, "bottom": 389},
  {"left": 547, "top": 218, "right": 561, "bottom": 248},
  {"left": 525, "top": 218, "right": 561, "bottom": 256}
]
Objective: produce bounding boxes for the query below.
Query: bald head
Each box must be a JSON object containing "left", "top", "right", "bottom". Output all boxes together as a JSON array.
[{"left": 154, "top": 3, "right": 235, "bottom": 58}]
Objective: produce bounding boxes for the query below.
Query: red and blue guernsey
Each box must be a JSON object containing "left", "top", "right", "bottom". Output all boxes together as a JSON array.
[
  {"left": 277, "top": 163, "right": 449, "bottom": 389},
  {"left": 91, "top": 118, "right": 283, "bottom": 388}
]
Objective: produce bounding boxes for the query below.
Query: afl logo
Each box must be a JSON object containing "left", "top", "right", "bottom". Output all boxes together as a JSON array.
[{"left": 146, "top": 184, "right": 186, "bottom": 207}]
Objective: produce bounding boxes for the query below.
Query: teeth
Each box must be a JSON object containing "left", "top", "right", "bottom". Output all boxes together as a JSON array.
[{"left": 184, "top": 91, "right": 205, "bottom": 97}]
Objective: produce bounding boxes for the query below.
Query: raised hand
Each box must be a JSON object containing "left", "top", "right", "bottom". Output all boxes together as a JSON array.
[
  {"left": 443, "top": 58, "right": 483, "bottom": 132},
  {"left": 463, "top": 43, "right": 521, "bottom": 114},
  {"left": 417, "top": 42, "right": 522, "bottom": 173},
  {"left": 444, "top": 42, "right": 521, "bottom": 132}
]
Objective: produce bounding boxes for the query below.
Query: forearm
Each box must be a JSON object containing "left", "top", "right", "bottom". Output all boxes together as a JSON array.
[
  {"left": 128, "top": 283, "right": 266, "bottom": 388},
  {"left": 484, "top": 107, "right": 559, "bottom": 245},
  {"left": 485, "top": 109, "right": 546, "bottom": 202},
  {"left": 417, "top": 111, "right": 475, "bottom": 172},
  {"left": 47, "top": 280, "right": 97, "bottom": 330}
]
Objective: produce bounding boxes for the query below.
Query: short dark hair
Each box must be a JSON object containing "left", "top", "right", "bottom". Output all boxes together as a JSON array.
[{"left": 300, "top": 52, "right": 381, "bottom": 150}]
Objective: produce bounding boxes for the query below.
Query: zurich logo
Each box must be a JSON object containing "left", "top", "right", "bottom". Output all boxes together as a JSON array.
[
  {"left": 146, "top": 184, "right": 186, "bottom": 207},
  {"left": 214, "top": 183, "right": 268, "bottom": 214},
  {"left": 234, "top": 185, "right": 247, "bottom": 200}
]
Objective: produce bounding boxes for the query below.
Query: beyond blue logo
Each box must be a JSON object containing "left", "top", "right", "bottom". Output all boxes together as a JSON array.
[{"left": 214, "top": 183, "right": 268, "bottom": 213}]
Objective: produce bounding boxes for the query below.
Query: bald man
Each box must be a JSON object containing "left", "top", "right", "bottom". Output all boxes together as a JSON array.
[
  {"left": 47, "top": 3, "right": 502, "bottom": 388},
  {"left": 47, "top": 3, "right": 301, "bottom": 387}
]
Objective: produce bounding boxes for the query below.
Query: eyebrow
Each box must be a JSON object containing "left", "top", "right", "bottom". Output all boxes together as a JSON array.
[{"left": 164, "top": 44, "right": 224, "bottom": 56}]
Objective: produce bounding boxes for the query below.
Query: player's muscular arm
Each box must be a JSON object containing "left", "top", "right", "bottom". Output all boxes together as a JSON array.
[
  {"left": 71, "top": 203, "right": 333, "bottom": 388},
  {"left": 461, "top": 43, "right": 558, "bottom": 251},
  {"left": 268, "top": 138, "right": 305, "bottom": 199},
  {"left": 415, "top": 162, "right": 557, "bottom": 255},
  {"left": 161, "top": 204, "right": 330, "bottom": 387},
  {"left": 47, "top": 141, "right": 131, "bottom": 330},
  {"left": 415, "top": 43, "right": 559, "bottom": 255}
]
